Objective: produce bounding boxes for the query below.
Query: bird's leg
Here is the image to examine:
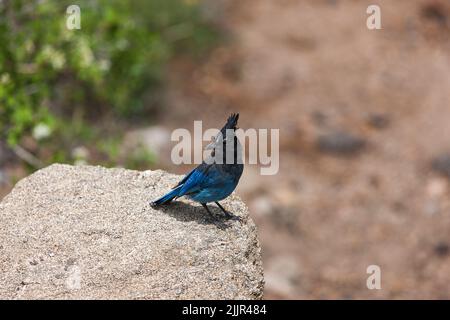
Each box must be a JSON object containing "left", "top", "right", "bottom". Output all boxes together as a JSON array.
[
  {"left": 201, "top": 203, "right": 216, "bottom": 219},
  {"left": 215, "top": 201, "right": 233, "bottom": 218}
]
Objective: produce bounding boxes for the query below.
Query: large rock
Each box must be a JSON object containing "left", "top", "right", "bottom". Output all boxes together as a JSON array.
[{"left": 0, "top": 164, "right": 264, "bottom": 299}]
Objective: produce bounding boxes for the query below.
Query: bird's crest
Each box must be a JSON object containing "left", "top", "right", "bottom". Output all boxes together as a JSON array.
[{"left": 222, "top": 113, "right": 239, "bottom": 132}]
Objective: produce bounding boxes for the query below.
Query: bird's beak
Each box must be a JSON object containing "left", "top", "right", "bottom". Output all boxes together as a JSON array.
[
  {"left": 206, "top": 132, "right": 220, "bottom": 150},
  {"left": 205, "top": 141, "right": 216, "bottom": 150}
]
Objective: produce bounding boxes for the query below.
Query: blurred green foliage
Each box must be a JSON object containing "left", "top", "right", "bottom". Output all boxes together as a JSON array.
[{"left": 0, "top": 0, "right": 218, "bottom": 168}]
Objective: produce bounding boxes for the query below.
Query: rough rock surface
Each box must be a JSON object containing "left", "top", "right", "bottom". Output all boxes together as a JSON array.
[{"left": 0, "top": 164, "right": 264, "bottom": 299}]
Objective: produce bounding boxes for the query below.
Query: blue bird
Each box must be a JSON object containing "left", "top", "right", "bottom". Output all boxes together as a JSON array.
[{"left": 151, "top": 113, "right": 244, "bottom": 219}]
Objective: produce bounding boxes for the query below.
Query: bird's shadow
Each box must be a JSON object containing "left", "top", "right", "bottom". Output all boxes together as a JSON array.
[{"left": 152, "top": 201, "right": 237, "bottom": 230}]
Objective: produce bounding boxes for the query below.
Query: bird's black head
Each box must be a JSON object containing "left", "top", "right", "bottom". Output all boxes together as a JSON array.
[
  {"left": 220, "top": 113, "right": 239, "bottom": 133},
  {"left": 206, "top": 113, "right": 242, "bottom": 164}
]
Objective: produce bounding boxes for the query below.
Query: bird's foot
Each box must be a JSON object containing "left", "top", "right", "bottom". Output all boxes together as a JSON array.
[
  {"left": 218, "top": 210, "right": 242, "bottom": 222},
  {"left": 214, "top": 202, "right": 241, "bottom": 221},
  {"left": 227, "top": 214, "right": 242, "bottom": 222},
  {"left": 201, "top": 203, "right": 241, "bottom": 224},
  {"left": 221, "top": 211, "right": 241, "bottom": 221},
  {"left": 201, "top": 203, "right": 218, "bottom": 221}
]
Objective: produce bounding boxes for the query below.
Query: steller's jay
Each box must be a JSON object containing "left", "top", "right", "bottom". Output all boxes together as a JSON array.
[{"left": 151, "top": 113, "right": 244, "bottom": 219}]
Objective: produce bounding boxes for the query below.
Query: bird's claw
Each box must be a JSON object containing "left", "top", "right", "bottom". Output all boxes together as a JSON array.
[{"left": 227, "top": 214, "right": 242, "bottom": 222}]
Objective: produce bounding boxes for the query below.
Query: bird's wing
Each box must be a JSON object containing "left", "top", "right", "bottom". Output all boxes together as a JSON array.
[
  {"left": 172, "top": 162, "right": 209, "bottom": 189},
  {"left": 173, "top": 168, "right": 195, "bottom": 189},
  {"left": 177, "top": 163, "right": 228, "bottom": 197}
]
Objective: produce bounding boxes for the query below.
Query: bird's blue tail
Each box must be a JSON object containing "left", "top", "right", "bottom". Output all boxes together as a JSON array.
[{"left": 150, "top": 185, "right": 182, "bottom": 206}]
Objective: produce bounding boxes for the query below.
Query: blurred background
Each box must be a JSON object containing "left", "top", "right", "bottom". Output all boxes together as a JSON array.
[{"left": 2, "top": 0, "right": 450, "bottom": 299}]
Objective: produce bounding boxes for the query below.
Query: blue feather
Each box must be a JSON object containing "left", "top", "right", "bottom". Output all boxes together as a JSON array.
[{"left": 151, "top": 185, "right": 182, "bottom": 205}]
